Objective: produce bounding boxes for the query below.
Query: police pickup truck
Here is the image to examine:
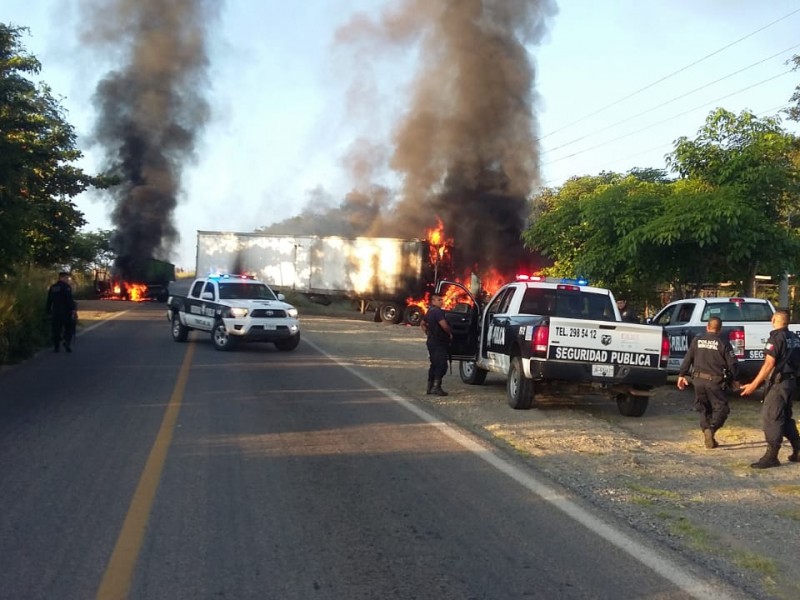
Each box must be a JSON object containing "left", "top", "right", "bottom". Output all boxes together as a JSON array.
[
  {"left": 166, "top": 274, "right": 300, "bottom": 351},
  {"left": 650, "top": 296, "right": 800, "bottom": 382},
  {"left": 437, "top": 276, "right": 669, "bottom": 417}
]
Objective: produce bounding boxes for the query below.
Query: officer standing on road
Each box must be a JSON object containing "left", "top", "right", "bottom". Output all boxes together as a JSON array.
[
  {"left": 45, "top": 271, "right": 78, "bottom": 353},
  {"left": 677, "top": 316, "right": 739, "bottom": 449},
  {"left": 421, "top": 293, "right": 453, "bottom": 396},
  {"left": 740, "top": 309, "right": 800, "bottom": 469}
]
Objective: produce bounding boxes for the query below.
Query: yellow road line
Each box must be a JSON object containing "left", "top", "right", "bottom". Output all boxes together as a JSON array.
[{"left": 96, "top": 342, "right": 195, "bottom": 600}]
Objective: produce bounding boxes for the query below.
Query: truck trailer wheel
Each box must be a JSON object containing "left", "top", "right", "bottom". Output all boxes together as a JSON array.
[
  {"left": 404, "top": 306, "right": 423, "bottom": 326},
  {"left": 460, "top": 360, "right": 488, "bottom": 385},
  {"left": 507, "top": 357, "right": 534, "bottom": 409},
  {"left": 212, "top": 320, "right": 238, "bottom": 351},
  {"left": 616, "top": 393, "right": 648, "bottom": 417},
  {"left": 171, "top": 314, "right": 189, "bottom": 342},
  {"left": 275, "top": 334, "right": 300, "bottom": 351},
  {"left": 379, "top": 303, "right": 403, "bottom": 324}
]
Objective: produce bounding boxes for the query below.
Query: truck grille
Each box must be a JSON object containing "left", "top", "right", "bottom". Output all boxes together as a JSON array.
[{"left": 251, "top": 309, "right": 287, "bottom": 318}]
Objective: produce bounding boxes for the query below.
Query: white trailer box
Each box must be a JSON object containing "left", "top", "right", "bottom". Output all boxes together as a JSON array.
[{"left": 196, "top": 231, "right": 433, "bottom": 322}]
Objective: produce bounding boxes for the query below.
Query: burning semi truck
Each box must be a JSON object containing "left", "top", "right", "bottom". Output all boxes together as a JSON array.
[
  {"left": 195, "top": 231, "right": 449, "bottom": 324},
  {"left": 95, "top": 257, "right": 176, "bottom": 302}
]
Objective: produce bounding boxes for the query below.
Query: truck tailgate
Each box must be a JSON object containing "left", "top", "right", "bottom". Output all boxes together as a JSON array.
[{"left": 547, "top": 318, "right": 665, "bottom": 372}]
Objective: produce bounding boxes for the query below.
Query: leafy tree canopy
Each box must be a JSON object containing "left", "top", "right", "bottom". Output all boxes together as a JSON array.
[{"left": 0, "top": 24, "right": 109, "bottom": 278}]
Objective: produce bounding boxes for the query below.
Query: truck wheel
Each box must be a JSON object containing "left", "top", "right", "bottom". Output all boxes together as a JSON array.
[
  {"left": 507, "top": 357, "right": 534, "bottom": 409},
  {"left": 212, "top": 320, "right": 238, "bottom": 351},
  {"left": 404, "top": 306, "right": 423, "bottom": 326},
  {"left": 171, "top": 314, "right": 189, "bottom": 342},
  {"left": 616, "top": 393, "right": 648, "bottom": 417},
  {"left": 379, "top": 303, "right": 403, "bottom": 324},
  {"left": 460, "top": 360, "right": 488, "bottom": 385},
  {"left": 275, "top": 334, "right": 300, "bottom": 351}
]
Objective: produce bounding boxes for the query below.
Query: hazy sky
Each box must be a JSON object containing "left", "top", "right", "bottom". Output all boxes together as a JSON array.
[{"left": 6, "top": 1, "right": 800, "bottom": 269}]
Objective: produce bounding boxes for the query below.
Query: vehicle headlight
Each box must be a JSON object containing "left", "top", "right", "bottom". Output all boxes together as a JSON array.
[
  {"left": 287, "top": 308, "right": 298, "bottom": 318},
  {"left": 229, "top": 307, "right": 249, "bottom": 318}
]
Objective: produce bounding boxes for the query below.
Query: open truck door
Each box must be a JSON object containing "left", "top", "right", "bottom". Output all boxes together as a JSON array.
[{"left": 434, "top": 280, "right": 480, "bottom": 360}]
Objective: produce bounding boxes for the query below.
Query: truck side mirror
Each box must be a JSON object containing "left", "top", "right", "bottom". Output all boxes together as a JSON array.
[
  {"left": 277, "top": 293, "right": 285, "bottom": 301},
  {"left": 201, "top": 292, "right": 214, "bottom": 301}
]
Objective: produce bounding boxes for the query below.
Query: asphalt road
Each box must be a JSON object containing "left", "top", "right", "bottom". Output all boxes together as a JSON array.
[{"left": 0, "top": 302, "right": 745, "bottom": 600}]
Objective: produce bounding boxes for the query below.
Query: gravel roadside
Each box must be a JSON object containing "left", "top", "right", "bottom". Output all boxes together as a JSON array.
[{"left": 298, "top": 311, "right": 800, "bottom": 600}]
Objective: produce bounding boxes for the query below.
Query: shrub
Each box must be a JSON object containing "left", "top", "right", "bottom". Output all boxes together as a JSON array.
[{"left": 0, "top": 268, "right": 54, "bottom": 365}]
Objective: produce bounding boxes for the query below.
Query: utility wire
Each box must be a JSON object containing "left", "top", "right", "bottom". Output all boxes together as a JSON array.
[
  {"left": 544, "top": 42, "right": 800, "bottom": 154},
  {"left": 537, "top": 7, "right": 800, "bottom": 141},
  {"left": 542, "top": 70, "right": 793, "bottom": 167}
]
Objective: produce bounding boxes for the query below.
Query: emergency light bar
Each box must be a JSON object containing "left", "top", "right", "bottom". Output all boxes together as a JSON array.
[
  {"left": 515, "top": 274, "right": 589, "bottom": 286},
  {"left": 208, "top": 273, "right": 256, "bottom": 280}
]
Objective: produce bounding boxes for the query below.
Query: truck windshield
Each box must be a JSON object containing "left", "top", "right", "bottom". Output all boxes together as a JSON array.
[
  {"left": 218, "top": 282, "right": 277, "bottom": 301},
  {"left": 520, "top": 288, "right": 615, "bottom": 321}
]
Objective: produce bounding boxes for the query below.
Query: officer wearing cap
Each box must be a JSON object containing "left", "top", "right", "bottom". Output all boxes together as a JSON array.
[
  {"left": 740, "top": 309, "right": 800, "bottom": 468},
  {"left": 677, "top": 315, "right": 739, "bottom": 449}
]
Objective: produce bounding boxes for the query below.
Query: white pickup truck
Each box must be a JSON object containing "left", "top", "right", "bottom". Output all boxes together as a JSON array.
[
  {"left": 650, "top": 296, "right": 800, "bottom": 382},
  {"left": 437, "top": 276, "right": 669, "bottom": 417},
  {"left": 166, "top": 274, "right": 300, "bottom": 351}
]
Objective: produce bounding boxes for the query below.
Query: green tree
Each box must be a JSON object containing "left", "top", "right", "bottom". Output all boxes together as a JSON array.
[
  {"left": 525, "top": 173, "right": 674, "bottom": 306},
  {"left": 667, "top": 108, "right": 800, "bottom": 293},
  {"left": 0, "top": 24, "right": 105, "bottom": 277},
  {"left": 69, "top": 229, "right": 114, "bottom": 273},
  {"left": 788, "top": 54, "right": 800, "bottom": 122}
]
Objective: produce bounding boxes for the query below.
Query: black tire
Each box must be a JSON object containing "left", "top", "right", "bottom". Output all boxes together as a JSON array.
[
  {"left": 212, "top": 320, "right": 238, "bottom": 351},
  {"left": 404, "top": 306, "right": 423, "bottom": 326},
  {"left": 275, "top": 334, "right": 300, "bottom": 351},
  {"left": 507, "top": 356, "right": 534, "bottom": 409},
  {"left": 616, "top": 393, "right": 648, "bottom": 417},
  {"left": 379, "top": 303, "right": 403, "bottom": 324},
  {"left": 171, "top": 313, "right": 189, "bottom": 342},
  {"left": 460, "top": 360, "right": 488, "bottom": 385}
]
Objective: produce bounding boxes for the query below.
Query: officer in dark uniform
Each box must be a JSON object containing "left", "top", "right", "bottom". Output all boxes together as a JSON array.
[
  {"left": 616, "top": 299, "right": 639, "bottom": 323},
  {"left": 740, "top": 309, "right": 800, "bottom": 469},
  {"left": 45, "top": 271, "right": 77, "bottom": 353},
  {"left": 677, "top": 316, "right": 739, "bottom": 449},
  {"left": 421, "top": 292, "right": 453, "bottom": 396}
]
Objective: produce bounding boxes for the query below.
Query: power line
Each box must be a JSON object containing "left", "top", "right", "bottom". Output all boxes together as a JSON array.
[
  {"left": 537, "top": 7, "right": 800, "bottom": 141},
  {"left": 544, "top": 42, "right": 800, "bottom": 155},
  {"left": 542, "top": 70, "right": 794, "bottom": 167}
]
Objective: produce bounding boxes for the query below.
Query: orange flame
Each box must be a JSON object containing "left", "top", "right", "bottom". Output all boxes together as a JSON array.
[{"left": 126, "top": 283, "right": 148, "bottom": 302}]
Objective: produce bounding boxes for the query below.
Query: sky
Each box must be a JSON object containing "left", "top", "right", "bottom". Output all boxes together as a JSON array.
[{"left": 5, "top": 1, "right": 800, "bottom": 270}]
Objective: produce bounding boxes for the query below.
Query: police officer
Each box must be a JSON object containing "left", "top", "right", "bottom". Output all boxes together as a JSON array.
[
  {"left": 45, "top": 271, "right": 77, "bottom": 353},
  {"left": 421, "top": 293, "right": 453, "bottom": 396},
  {"left": 616, "top": 299, "right": 639, "bottom": 323},
  {"left": 740, "top": 309, "right": 800, "bottom": 469},
  {"left": 677, "top": 316, "right": 739, "bottom": 449}
]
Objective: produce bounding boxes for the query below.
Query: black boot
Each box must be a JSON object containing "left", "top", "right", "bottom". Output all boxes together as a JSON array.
[
  {"left": 751, "top": 445, "right": 781, "bottom": 469},
  {"left": 426, "top": 379, "right": 434, "bottom": 395},
  {"left": 703, "top": 428, "right": 718, "bottom": 449},
  {"left": 431, "top": 379, "right": 448, "bottom": 397},
  {"left": 64, "top": 340, "right": 72, "bottom": 353},
  {"left": 788, "top": 439, "right": 800, "bottom": 463}
]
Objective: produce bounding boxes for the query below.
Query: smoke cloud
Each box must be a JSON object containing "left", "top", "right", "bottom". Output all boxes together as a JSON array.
[
  {"left": 335, "top": 0, "right": 558, "bottom": 278},
  {"left": 80, "top": 0, "right": 219, "bottom": 278}
]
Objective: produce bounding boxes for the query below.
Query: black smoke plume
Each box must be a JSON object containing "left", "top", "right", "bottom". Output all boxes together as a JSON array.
[
  {"left": 81, "top": 0, "right": 219, "bottom": 279},
  {"left": 332, "top": 0, "right": 557, "bottom": 279}
]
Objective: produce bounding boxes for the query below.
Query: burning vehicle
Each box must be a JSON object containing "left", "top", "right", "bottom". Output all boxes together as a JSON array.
[
  {"left": 195, "top": 219, "right": 542, "bottom": 324},
  {"left": 95, "top": 257, "right": 176, "bottom": 302}
]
